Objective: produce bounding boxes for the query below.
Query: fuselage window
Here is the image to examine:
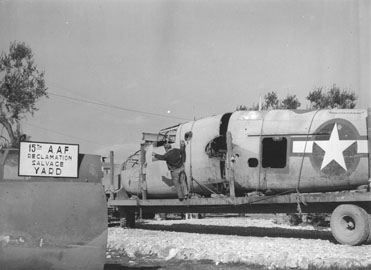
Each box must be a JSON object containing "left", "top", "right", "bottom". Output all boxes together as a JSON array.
[
  {"left": 262, "top": 137, "right": 287, "bottom": 168},
  {"left": 248, "top": 158, "right": 259, "bottom": 167}
]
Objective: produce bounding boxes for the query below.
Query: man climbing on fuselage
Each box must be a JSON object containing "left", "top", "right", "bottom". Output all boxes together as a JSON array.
[{"left": 152, "top": 140, "right": 189, "bottom": 201}]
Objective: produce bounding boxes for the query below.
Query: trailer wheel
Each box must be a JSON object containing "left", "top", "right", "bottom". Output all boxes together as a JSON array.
[
  {"left": 366, "top": 215, "right": 371, "bottom": 244},
  {"left": 330, "top": 204, "right": 370, "bottom": 245}
]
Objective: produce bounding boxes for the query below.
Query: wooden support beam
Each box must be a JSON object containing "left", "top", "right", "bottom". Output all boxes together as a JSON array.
[
  {"left": 109, "top": 151, "right": 115, "bottom": 200},
  {"left": 226, "top": 131, "right": 235, "bottom": 198},
  {"left": 367, "top": 108, "right": 371, "bottom": 190},
  {"left": 140, "top": 143, "right": 147, "bottom": 199},
  {"left": 142, "top": 132, "right": 166, "bottom": 143}
]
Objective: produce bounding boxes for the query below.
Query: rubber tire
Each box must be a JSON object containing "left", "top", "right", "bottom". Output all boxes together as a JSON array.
[
  {"left": 366, "top": 215, "right": 371, "bottom": 244},
  {"left": 330, "top": 204, "right": 370, "bottom": 246}
]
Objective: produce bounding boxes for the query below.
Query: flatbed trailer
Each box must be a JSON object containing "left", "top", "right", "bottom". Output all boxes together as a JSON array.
[
  {"left": 109, "top": 188, "right": 371, "bottom": 246},
  {"left": 110, "top": 190, "right": 371, "bottom": 215}
]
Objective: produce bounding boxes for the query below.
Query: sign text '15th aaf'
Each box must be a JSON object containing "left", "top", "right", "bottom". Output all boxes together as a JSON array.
[{"left": 19, "top": 142, "right": 79, "bottom": 177}]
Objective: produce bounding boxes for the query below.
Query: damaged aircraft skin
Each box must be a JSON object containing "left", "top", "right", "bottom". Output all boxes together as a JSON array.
[
  {"left": 0, "top": 149, "right": 107, "bottom": 270},
  {"left": 122, "top": 109, "right": 369, "bottom": 198}
]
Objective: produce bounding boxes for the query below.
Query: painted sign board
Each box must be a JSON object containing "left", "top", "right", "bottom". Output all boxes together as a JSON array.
[{"left": 19, "top": 142, "right": 79, "bottom": 178}]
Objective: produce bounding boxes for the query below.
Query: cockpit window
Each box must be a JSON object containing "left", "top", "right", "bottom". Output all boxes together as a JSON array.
[
  {"left": 121, "top": 150, "right": 140, "bottom": 170},
  {"left": 156, "top": 126, "right": 178, "bottom": 146}
]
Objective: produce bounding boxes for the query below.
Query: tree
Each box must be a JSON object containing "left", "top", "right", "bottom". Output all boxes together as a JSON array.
[
  {"left": 260, "top": 92, "right": 301, "bottom": 110},
  {"left": 0, "top": 41, "right": 48, "bottom": 147},
  {"left": 306, "top": 85, "right": 356, "bottom": 109},
  {"left": 281, "top": 94, "right": 301, "bottom": 109},
  {"left": 236, "top": 104, "right": 259, "bottom": 111},
  {"left": 237, "top": 91, "right": 301, "bottom": 111},
  {"left": 235, "top": 104, "right": 248, "bottom": 111},
  {"left": 239, "top": 84, "right": 356, "bottom": 112},
  {"left": 264, "top": 91, "right": 279, "bottom": 110}
]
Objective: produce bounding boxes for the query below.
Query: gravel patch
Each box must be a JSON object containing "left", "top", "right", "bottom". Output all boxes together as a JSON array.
[{"left": 107, "top": 216, "right": 371, "bottom": 269}]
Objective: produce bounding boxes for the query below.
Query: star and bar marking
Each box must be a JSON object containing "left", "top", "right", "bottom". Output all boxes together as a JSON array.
[{"left": 292, "top": 123, "right": 368, "bottom": 172}]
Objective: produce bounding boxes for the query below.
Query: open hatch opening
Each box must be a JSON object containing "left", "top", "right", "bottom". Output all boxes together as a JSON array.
[
  {"left": 205, "top": 135, "right": 227, "bottom": 158},
  {"left": 262, "top": 137, "right": 287, "bottom": 168},
  {"left": 205, "top": 113, "right": 232, "bottom": 159},
  {"left": 204, "top": 113, "right": 232, "bottom": 183}
]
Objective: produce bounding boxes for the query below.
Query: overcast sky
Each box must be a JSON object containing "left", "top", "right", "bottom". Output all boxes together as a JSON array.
[{"left": 0, "top": 0, "right": 370, "bottom": 162}]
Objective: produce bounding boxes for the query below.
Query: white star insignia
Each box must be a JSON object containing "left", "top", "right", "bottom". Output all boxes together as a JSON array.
[{"left": 314, "top": 123, "right": 355, "bottom": 171}]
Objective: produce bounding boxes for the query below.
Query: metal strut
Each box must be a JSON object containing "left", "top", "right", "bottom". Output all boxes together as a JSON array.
[
  {"left": 295, "top": 110, "right": 320, "bottom": 216},
  {"left": 296, "top": 109, "right": 320, "bottom": 193}
]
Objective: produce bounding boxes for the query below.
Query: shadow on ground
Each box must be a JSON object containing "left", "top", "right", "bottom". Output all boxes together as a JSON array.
[
  {"left": 104, "top": 264, "right": 160, "bottom": 270},
  {"left": 104, "top": 260, "right": 268, "bottom": 270},
  {"left": 135, "top": 222, "right": 334, "bottom": 242}
]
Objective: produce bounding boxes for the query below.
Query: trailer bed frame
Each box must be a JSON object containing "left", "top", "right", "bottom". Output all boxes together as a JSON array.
[{"left": 109, "top": 189, "right": 371, "bottom": 215}]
